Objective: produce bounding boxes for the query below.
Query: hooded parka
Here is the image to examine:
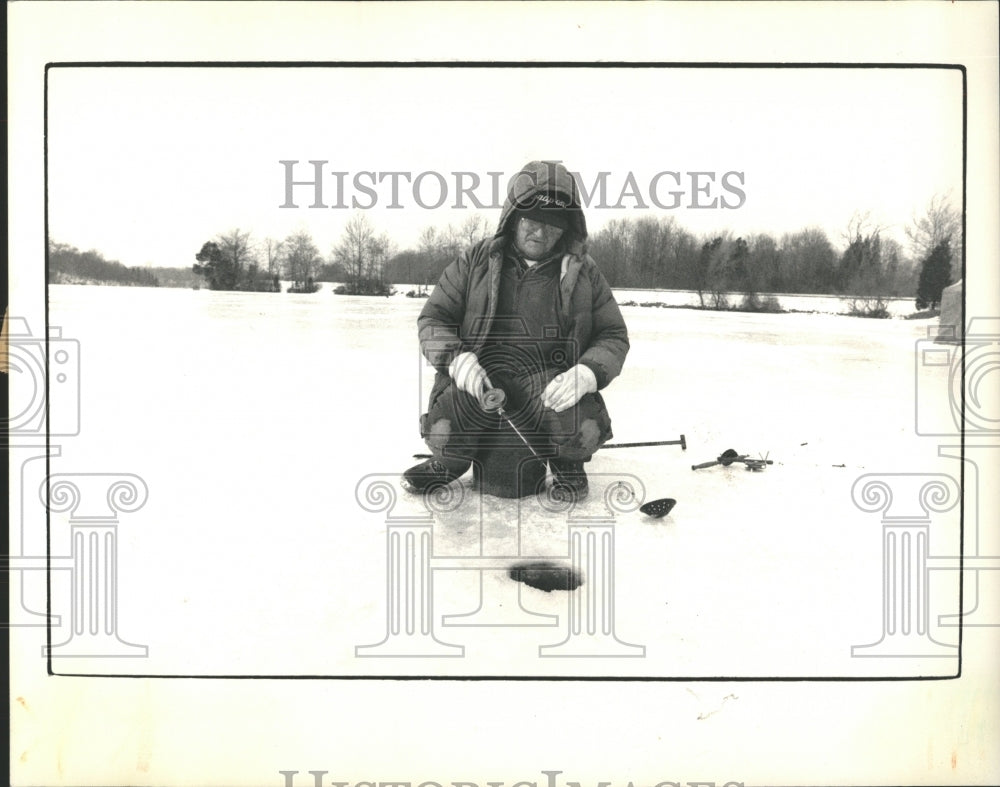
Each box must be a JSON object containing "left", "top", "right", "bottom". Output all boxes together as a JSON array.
[{"left": 415, "top": 161, "right": 629, "bottom": 461}]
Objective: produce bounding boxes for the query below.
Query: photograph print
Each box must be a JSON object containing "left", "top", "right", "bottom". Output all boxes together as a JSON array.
[{"left": 37, "top": 63, "right": 972, "bottom": 680}]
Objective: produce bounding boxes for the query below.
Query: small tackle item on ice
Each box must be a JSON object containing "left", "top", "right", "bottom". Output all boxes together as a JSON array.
[
  {"left": 598, "top": 434, "right": 686, "bottom": 451},
  {"left": 691, "top": 449, "right": 774, "bottom": 472},
  {"left": 639, "top": 497, "right": 677, "bottom": 519}
]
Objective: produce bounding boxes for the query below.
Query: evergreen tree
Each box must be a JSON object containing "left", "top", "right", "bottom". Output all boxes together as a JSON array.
[
  {"left": 193, "top": 241, "right": 237, "bottom": 290},
  {"left": 915, "top": 239, "right": 953, "bottom": 310}
]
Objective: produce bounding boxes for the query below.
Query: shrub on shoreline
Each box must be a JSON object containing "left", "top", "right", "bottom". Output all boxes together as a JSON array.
[
  {"left": 620, "top": 295, "right": 785, "bottom": 314},
  {"left": 288, "top": 282, "right": 321, "bottom": 294},
  {"left": 334, "top": 278, "right": 395, "bottom": 297},
  {"left": 847, "top": 296, "right": 891, "bottom": 319},
  {"left": 735, "top": 293, "right": 784, "bottom": 313}
]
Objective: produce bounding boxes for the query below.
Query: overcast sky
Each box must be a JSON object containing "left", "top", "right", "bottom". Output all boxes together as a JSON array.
[{"left": 46, "top": 65, "right": 963, "bottom": 268}]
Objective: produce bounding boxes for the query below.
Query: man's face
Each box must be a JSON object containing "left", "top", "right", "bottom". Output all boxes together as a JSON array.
[{"left": 514, "top": 216, "right": 565, "bottom": 259}]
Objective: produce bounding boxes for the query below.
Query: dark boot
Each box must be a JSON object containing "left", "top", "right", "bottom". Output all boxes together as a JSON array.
[
  {"left": 401, "top": 456, "right": 471, "bottom": 494},
  {"left": 548, "top": 458, "right": 589, "bottom": 501}
]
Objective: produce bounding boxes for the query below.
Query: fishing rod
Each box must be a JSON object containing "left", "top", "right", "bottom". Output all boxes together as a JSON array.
[
  {"left": 412, "top": 389, "right": 686, "bottom": 459},
  {"left": 479, "top": 387, "right": 545, "bottom": 461}
]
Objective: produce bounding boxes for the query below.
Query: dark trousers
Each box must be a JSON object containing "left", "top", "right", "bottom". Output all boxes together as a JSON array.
[{"left": 420, "top": 368, "right": 613, "bottom": 465}]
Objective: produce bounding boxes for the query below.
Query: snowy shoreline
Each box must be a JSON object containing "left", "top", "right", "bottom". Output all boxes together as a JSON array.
[
  {"left": 609, "top": 287, "right": 924, "bottom": 319},
  {"left": 48, "top": 282, "right": 933, "bottom": 320}
]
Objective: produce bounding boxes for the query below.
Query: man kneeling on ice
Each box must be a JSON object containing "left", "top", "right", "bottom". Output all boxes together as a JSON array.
[{"left": 402, "top": 160, "right": 629, "bottom": 500}]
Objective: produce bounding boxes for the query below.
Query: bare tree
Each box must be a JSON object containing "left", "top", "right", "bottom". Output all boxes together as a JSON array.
[
  {"left": 333, "top": 213, "right": 376, "bottom": 285},
  {"left": 588, "top": 218, "right": 631, "bottom": 287},
  {"left": 906, "top": 193, "right": 961, "bottom": 262},
  {"left": 330, "top": 213, "right": 395, "bottom": 295},
  {"left": 283, "top": 229, "right": 322, "bottom": 290},
  {"left": 365, "top": 231, "right": 394, "bottom": 286},
  {"left": 839, "top": 211, "right": 885, "bottom": 248},
  {"left": 839, "top": 212, "right": 889, "bottom": 295},
  {"left": 217, "top": 228, "right": 258, "bottom": 276},
  {"left": 440, "top": 223, "right": 464, "bottom": 262},
  {"left": 780, "top": 227, "right": 838, "bottom": 293},
  {"left": 417, "top": 225, "right": 439, "bottom": 256},
  {"left": 263, "top": 238, "right": 284, "bottom": 278},
  {"left": 879, "top": 236, "right": 912, "bottom": 296},
  {"left": 458, "top": 213, "right": 492, "bottom": 247},
  {"left": 630, "top": 216, "right": 665, "bottom": 288},
  {"left": 413, "top": 225, "right": 441, "bottom": 288},
  {"left": 748, "top": 233, "right": 782, "bottom": 292}
]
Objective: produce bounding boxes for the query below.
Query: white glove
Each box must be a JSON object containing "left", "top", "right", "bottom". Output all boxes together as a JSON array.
[
  {"left": 541, "top": 364, "right": 597, "bottom": 413},
  {"left": 449, "top": 351, "right": 491, "bottom": 402}
]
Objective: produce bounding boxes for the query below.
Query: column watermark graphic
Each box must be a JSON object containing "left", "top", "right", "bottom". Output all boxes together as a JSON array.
[
  {"left": 3, "top": 317, "right": 149, "bottom": 660},
  {"left": 850, "top": 473, "right": 961, "bottom": 658},
  {"left": 43, "top": 474, "right": 150, "bottom": 658},
  {"left": 850, "top": 316, "right": 1000, "bottom": 660},
  {"left": 354, "top": 473, "right": 647, "bottom": 660}
]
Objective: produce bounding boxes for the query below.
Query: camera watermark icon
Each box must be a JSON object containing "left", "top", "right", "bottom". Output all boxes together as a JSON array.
[
  {"left": 6, "top": 444, "right": 62, "bottom": 628},
  {"left": 39, "top": 473, "right": 150, "bottom": 658},
  {"left": 850, "top": 473, "right": 964, "bottom": 658},
  {"left": 915, "top": 317, "right": 1000, "bottom": 437},
  {"left": 2, "top": 315, "right": 148, "bottom": 659},
  {"left": 908, "top": 313, "right": 1000, "bottom": 633},
  {"left": 418, "top": 326, "right": 585, "bottom": 443},
  {"left": 936, "top": 443, "right": 1000, "bottom": 628},
  {"left": 354, "top": 472, "right": 646, "bottom": 659},
  {"left": 2, "top": 316, "right": 81, "bottom": 440}
]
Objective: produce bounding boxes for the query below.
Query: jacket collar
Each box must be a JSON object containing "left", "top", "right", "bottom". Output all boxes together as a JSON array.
[
  {"left": 559, "top": 254, "right": 583, "bottom": 319},
  {"left": 484, "top": 239, "right": 585, "bottom": 329}
]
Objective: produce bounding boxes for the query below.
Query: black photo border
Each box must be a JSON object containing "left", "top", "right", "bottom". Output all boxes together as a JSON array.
[{"left": 43, "top": 60, "right": 968, "bottom": 682}]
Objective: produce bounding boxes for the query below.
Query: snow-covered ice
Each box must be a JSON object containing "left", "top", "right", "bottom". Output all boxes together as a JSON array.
[{"left": 29, "top": 284, "right": 972, "bottom": 678}]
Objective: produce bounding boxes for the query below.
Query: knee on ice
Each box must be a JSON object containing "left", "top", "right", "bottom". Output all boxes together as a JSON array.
[
  {"left": 427, "top": 418, "right": 452, "bottom": 449},
  {"left": 555, "top": 418, "right": 602, "bottom": 459}
]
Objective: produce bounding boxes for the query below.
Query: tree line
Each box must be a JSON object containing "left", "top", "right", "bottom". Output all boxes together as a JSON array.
[
  {"left": 49, "top": 242, "right": 161, "bottom": 287},
  {"left": 588, "top": 198, "right": 959, "bottom": 310},
  {"left": 191, "top": 214, "right": 494, "bottom": 296},
  {"left": 192, "top": 224, "right": 379, "bottom": 294},
  {"left": 226, "top": 194, "right": 954, "bottom": 309},
  {"left": 50, "top": 195, "right": 960, "bottom": 312}
]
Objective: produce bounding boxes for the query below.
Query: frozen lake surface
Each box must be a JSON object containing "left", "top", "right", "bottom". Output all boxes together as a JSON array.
[
  {"left": 31, "top": 284, "right": 970, "bottom": 677},
  {"left": 328, "top": 281, "right": 923, "bottom": 318},
  {"left": 613, "top": 287, "right": 920, "bottom": 317}
]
